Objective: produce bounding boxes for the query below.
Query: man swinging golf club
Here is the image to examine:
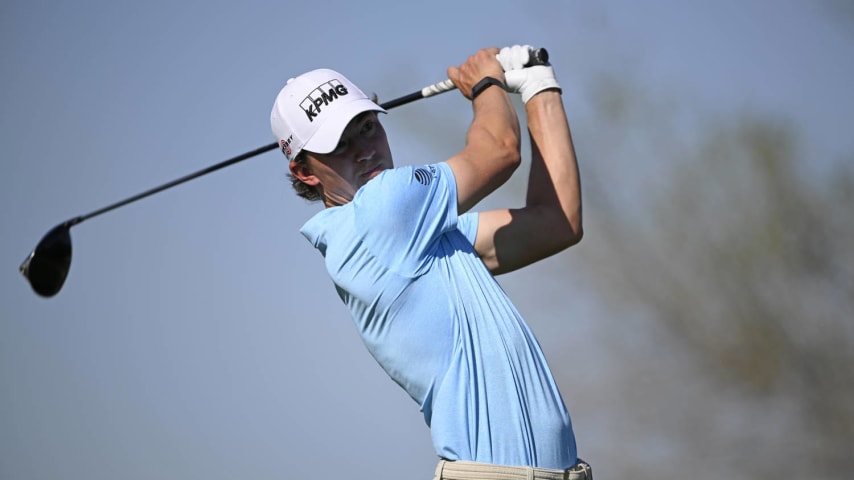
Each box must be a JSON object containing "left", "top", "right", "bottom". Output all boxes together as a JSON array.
[{"left": 271, "top": 45, "right": 591, "bottom": 480}]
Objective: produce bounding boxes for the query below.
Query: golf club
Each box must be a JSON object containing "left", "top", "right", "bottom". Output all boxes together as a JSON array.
[{"left": 20, "top": 48, "right": 549, "bottom": 297}]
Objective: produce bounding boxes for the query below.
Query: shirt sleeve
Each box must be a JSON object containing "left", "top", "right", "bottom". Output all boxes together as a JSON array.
[
  {"left": 456, "top": 212, "right": 479, "bottom": 246},
  {"left": 353, "top": 162, "right": 459, "bottom": 275}
]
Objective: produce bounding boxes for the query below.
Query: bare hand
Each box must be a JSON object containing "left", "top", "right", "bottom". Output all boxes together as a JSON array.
[{"left": 447, "top": 47, "right": 506, "bottom": 99}]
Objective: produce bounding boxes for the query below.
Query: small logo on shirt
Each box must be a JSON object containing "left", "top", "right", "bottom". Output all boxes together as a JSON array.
[{"left": 414, "top": 167, "right": 432, "bottom": 185}]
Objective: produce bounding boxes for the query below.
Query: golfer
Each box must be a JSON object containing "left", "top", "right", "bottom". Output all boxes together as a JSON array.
[{"left": 271, "top": 45, "right": 590, "bottom": 480}]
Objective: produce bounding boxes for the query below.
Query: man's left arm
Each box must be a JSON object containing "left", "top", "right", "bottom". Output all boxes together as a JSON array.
[{"left": 473, "top": 59, "right": 582, "bottom": 275}]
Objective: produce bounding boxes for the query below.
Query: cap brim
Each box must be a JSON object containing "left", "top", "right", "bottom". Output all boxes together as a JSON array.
[{"left": 302, "top": 98, "right": 387, "bottom": 155}]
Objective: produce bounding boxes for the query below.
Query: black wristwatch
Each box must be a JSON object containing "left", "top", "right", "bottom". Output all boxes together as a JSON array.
[{"left": 471, "top": 76, "right": 505, "bottom": 100}]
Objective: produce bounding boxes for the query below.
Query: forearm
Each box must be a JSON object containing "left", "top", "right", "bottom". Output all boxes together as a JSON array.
[
  {"left": 525, "top": 90, "right": 582, "bottom": 244},
  {"left": 448, "top": 79, "right": 522, "bottom": 214},
  {"left": 466, "top": 85, "right": 522, "bottom": 177},
  {"left": 444, "top": 48, "right": 527, "bottom": 213},
  {"left": 470, "top": 82, "right": 521, "bottom": 150}
]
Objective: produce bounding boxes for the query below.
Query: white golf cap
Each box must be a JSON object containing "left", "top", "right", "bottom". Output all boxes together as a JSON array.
[{"left": 270, "top": 68, "right": 386, "bottom": 162}]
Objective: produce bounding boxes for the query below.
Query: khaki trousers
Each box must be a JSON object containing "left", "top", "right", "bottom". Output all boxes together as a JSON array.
[{"left": 434, "top": 459, "right": 592, "bottom": 480}]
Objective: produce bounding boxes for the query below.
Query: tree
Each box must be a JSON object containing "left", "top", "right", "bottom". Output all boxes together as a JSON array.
[{"left": 574, "top": 74, "right": 854, "bottom": 479}]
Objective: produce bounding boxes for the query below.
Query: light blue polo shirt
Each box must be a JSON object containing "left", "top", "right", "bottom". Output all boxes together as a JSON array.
[{"left": 300, "top": 162, "right": 577, "bottom": 469}]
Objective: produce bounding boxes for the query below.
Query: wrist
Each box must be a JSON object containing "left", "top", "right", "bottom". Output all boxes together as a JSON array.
[
  {"left": 521, "top": 82, "right": 561, "bottom": 104},
  {"left": 524, "top": 88, "right": 562, "bottom": 109},
  {"left": 471, "top": 76, "right": 505, "bottom": 100}
]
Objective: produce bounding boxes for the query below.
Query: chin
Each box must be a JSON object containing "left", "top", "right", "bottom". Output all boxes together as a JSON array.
[
  {"left": 364, "top": 170, "right": 382, "bottom": 182},
  {"left": 365, "top": 165, "right": 388, "bottom": 182}
]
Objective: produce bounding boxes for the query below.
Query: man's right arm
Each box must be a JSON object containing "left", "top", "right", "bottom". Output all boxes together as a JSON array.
[{"left": 445, "top": 48, "right": 522, "bottom": 214}]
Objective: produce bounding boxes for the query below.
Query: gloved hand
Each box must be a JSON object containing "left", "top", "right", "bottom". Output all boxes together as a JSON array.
[{"left": 497, "top": 45, "right": 561, "bottom": 104}]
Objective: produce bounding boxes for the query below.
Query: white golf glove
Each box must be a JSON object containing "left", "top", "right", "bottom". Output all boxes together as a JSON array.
[{"left": 498, "top": 45, "right": 561, "bottom": 104}]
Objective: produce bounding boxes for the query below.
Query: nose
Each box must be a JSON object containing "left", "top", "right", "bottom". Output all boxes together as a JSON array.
[{"left": 353, "top": 137, "right": 375, "bottom": 163}]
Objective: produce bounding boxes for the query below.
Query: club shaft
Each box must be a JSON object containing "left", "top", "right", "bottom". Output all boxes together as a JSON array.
[
  {"left": 62, "top": 84, "right": 449, "bottom": 228},
  {"left": 70, "top": 142, "right": 278, "bottom": 227},
  {"left": 63, "top": 47, "right": 550, "bottom": 228}
]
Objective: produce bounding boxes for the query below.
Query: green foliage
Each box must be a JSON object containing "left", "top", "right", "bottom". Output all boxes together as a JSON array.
[{"left": 579, "top": 74, "right": 854, "bottom": 478}]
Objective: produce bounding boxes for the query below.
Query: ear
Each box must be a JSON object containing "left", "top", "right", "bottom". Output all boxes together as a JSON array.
[{"left": 290, "top": 159, "right": 320, "bottom": 186}]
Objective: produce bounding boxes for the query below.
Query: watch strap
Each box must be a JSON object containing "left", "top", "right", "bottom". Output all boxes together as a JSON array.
[{"left": 471, "top": 76, "right": 505, "bottom": 100}]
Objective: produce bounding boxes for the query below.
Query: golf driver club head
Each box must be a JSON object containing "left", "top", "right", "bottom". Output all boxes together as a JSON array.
[
  {"left": 18, "top": 51, "right": 552, "bottom": 297},
  {"left": 20, "top": 223, "right": 73, "bottom": 297}
]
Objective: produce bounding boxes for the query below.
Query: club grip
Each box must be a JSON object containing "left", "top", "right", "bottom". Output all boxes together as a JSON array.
[{"left": 526, "top": 48, "right": 549, "bottom": 67}]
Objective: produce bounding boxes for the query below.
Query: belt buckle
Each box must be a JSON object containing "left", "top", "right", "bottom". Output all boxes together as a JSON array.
[{"left": 566, "top": 459, "right": 592, "bottom": 480}]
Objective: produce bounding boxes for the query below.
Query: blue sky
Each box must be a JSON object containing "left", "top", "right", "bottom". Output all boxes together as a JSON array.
[{"left": 2, "top": 1, "right": 852, "bottom": 479}]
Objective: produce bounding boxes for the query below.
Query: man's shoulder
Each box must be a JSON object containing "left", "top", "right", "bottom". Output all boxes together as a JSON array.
[
  {"left": 299, "top": 205, "right": 354, "bottom": 250},
  {"left": 356, "top": 163, "right": 452, "bottom": 203}
]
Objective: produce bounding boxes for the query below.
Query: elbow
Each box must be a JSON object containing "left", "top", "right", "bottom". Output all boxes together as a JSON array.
[
  {"left": 498, "top": 136, "right": 522, "bottom": 178},
  {"left": 483, "top": 136, "right": 521, "bottom": 187},
  {"left": 504, "top": 149, "right": 522, "bottom": 181},
  {"left": 555, "top": 215, "right": 583, "bottom": 251},
  {"left": 557, "top": 227, "right": 583, "bottom": 252},
  {"left": 492, "top": 120, "right": 522, "bottom": 174},
  {"left": 465, "top": 125, "right": 521, "bottom": 179},
  {"left": 567, "top": 225, "right": 583, "bottom": 247}
]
